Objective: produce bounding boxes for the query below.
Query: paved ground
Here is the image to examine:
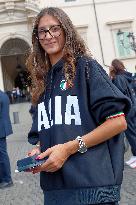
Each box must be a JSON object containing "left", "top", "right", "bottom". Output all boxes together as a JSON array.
[{"left": 0, "top": 102, "right": 136, "bottom": 205}]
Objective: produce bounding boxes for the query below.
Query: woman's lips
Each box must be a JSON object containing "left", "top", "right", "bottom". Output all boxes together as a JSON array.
[{"left": 45, "top": 42, "right": 56, "bottom": 46}]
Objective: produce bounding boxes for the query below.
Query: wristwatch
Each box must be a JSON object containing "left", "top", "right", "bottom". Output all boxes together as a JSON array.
[{"left": 76, "top": 136, "right": 87, "bottom": 153}]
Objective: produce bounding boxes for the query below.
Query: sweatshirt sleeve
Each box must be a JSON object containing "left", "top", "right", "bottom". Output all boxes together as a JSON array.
[
  {"left": 28, "top": 105, "right": 39, "bottom": 145},
  {"left": 87, "top": 59, "right": 131, "bottom": 124}
]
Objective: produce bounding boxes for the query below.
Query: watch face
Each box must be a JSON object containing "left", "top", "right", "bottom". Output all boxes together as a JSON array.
[
  {"left": 76, "top": 136, "right": 87, "bottom": 154},
  {"left": 79, "top": 146, "right": 87, "bottom": 153}
]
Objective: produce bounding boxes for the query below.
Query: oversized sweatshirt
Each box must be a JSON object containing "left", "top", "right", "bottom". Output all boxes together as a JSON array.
[{"left": 28, "top": 57, "right": 131, "bottom": 205}]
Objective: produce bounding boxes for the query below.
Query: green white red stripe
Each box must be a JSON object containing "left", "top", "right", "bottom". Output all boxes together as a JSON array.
[
  {"left": 60, "top": 80, "right": 69, "bottom": 90},
  {"left": 106, "top": 112, "right": 125, "bottom": 120}
]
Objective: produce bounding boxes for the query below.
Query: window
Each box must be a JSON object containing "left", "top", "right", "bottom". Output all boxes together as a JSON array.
[
  {"left": 106, "top": 19, "right": 135, "bottom": 59},
  {"left": 113, "top": 29, "right": 135, "bottom": 58}
]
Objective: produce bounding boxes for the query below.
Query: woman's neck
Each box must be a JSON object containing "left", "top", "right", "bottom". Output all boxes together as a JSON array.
[{"left": 49, "top": 53, "right": 63, "bottom": 66}]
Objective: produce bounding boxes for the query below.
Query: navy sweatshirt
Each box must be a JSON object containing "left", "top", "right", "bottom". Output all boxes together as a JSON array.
[{"left": 28, "top": 57, "right": 131, "bottom": 205}]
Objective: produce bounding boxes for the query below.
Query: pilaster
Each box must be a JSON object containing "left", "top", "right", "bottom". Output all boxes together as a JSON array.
[{"left": 0, "top": 57, "right": 4, "bottom": 91}]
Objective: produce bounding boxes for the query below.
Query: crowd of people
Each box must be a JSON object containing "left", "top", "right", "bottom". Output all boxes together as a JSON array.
[
  {"left": 6, "top": 86, "right": 31, "bottom": 104},
  {"left": 0, "top": 6, "right": 136, "bottom": 205}
]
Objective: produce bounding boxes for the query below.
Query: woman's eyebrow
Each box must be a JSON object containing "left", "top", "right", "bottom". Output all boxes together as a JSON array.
[
  {"left": 38, "top": 26, "right": 48, "bottom": 30},
  {"left": 38, "top": 24, "right": 60, "bottom": 29}
]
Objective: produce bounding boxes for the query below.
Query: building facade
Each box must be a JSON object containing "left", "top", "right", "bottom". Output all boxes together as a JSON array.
[{"left": 0, "top": 0, "right": 136, "bottom": 91}]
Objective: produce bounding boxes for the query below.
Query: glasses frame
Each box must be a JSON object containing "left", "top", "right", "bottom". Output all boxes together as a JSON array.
[{"left": 35, "top": 25, "right": 62, "bottom": 40}]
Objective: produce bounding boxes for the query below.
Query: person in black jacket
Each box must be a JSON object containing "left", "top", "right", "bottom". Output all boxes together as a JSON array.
[
  {"left": 132, "top": 73, "right": 136, "bottom": 96},
  {"left": 0, "top": 90, "right": 13, "bottom": 189},
  {"left": 26, "top": 7, "right": 131, "bottom": 205},
  {"left": 109, "top": 59, "right": 136, "bottom": 168}
]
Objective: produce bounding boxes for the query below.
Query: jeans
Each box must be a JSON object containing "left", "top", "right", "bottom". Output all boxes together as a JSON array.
[
  {"left": 74, "top": 204, "right": 118, "bottom": 205},
  {"left": 69, "top": 204, "right": 118, "bottom": 205},
  {"left": 0, "top": 137, "right": 12, "bottom": 183},
  {"left": 75, "top": 204, "right": 119, "bottom": 205},
  {"left": 95, "top": 203, "right": 118, "bottom": 205},
  {"left": 44, "top": 202, "right": 118, "bottom": 205},
  {"left": 44, "top": 192, "right": 119, "bottom": 205}
]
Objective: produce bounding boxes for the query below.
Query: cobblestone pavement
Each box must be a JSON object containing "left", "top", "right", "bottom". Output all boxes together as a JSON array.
[{"left": 0, "top": 102, "right": 136, "bottom": 205}]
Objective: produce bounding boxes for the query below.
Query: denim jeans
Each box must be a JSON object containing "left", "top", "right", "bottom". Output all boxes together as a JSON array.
[
  {"left": 74, "top": 204, "right": 118, "bottom": 205},
  {"left": 95, "top": 203, "right": 118, "bottom": 205},
  {"left": 44, "top": 201, "right": 118, "bottom": 205},
  {"left": 77, "top": 204, "right": 119, "bottom": 205},
  {"left": 43, "top": 191, "right": 119, "bottom": 205},
  {"left": 0, "top": 137, "right": 12, "bottom": 183}
]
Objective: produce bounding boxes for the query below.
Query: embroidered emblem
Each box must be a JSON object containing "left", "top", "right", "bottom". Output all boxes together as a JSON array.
[{"left": 60, "top": 80, "right": 69, "bottom": 90}]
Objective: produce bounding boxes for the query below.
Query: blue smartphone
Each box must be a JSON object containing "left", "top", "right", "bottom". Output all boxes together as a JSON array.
[{"left": 16, "top": 154, "right": 47, "bottom": 172}]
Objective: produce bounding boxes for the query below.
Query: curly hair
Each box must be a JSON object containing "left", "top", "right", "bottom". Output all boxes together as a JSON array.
[
  {"left": 26, "top": 7, "right": 91, "bottom": 105},
  {"left": 109, "top": 59, "right": 126, "bottom": 79}
]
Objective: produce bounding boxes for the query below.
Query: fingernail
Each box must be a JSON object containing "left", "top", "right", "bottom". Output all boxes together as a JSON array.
[{"left": 35, "top": 156, "right": 40, "bottom": 160}]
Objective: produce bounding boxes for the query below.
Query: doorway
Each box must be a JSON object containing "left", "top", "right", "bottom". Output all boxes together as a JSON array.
[{"left": 0, "top": 38, "right": 30, "bottom": 103}]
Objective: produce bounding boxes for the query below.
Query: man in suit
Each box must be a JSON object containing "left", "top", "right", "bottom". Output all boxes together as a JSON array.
[{"left": 0, "top": 90, "right": 13, "bottom": 188}]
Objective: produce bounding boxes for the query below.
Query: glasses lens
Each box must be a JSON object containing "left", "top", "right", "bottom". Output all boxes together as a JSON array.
[
  {"left": 38, "top": 25, "right": 61, "bottom": 40},
  {"left": 38, "top": 29, "right": 45, "bottom": 40},
  {"left": 49, "top": 25, "right": 61, "bottom": 37}
]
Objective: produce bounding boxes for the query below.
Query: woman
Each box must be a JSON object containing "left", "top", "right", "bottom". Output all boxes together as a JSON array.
[
  {"left": 26, "top": 7, "right": 131, "bottom": 205},
  {"left": 109, "top": 59, "right": 136, "bottom": 168}
]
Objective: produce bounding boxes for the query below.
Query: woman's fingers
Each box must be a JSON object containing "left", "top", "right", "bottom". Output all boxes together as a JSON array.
[
  {"left": 36, "top": 148, "right": 52, "bottom": 159},
  {"left": 32, "top": 157, "right": 59, "bottom": 173},
  {"left": 28, "top": 144, "right": 69, "bottom": 173},
  {"left": 31, "top": 166, "right": 41, "bottom": 174},
  {"left": 28, "top": 150, "right": 36, "bottom": 156},
  {"left": 28, "top": 147, "right": 41, "bottom": 156}
]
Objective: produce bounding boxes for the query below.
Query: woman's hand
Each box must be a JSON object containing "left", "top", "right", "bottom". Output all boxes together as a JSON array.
[
  {"left": 30, "top": 143, "right": 71, "bottom": 174},
  {"left": 28, "top": 146, "right": 41, "bottom": 157}
]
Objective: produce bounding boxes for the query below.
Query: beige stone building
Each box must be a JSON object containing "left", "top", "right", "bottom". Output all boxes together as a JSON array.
[{"left": 0, "top": 0, "right": 136, "bottom": 92}]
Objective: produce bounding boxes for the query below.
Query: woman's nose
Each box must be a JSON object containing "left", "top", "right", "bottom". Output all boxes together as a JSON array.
[{"left": 45, "top": 31, "right": 53, "bottom": 39}]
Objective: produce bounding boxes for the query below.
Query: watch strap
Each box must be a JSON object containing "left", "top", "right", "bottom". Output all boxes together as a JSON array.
[{"left": 76, "top": 136, "right": 87, "bottom": 153}]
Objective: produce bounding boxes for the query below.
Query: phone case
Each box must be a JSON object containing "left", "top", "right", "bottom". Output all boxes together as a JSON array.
[{"left": 17, "top": 154, "right": 46, "bottom": 172}]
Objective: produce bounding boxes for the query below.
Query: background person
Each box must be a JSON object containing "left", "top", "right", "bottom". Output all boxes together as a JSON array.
[
  {"left": 6, "top": 90, "right": 12, "bottom": 104},
  {"left": 132, "top": 73, "right": 136, "bottom": 97},
  {"left": 0, "top": 90, "right": 13, "bottom": 189},
  {"left": 16, "top": 87, "right": 21, "bottom": 103},
  {"left": 109, "top": 59, "right": 136, "bottom": 168},
  {"left": 11, "top": 87, "right": 17, "bottom": 103},
  {"left": 26, "top": 7, "right": 131, "bottom": 205}
]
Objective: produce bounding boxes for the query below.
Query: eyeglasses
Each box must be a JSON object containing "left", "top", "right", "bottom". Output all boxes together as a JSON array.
[{"left": 36, "top": 25, "right": 62, "bottom": 40}]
